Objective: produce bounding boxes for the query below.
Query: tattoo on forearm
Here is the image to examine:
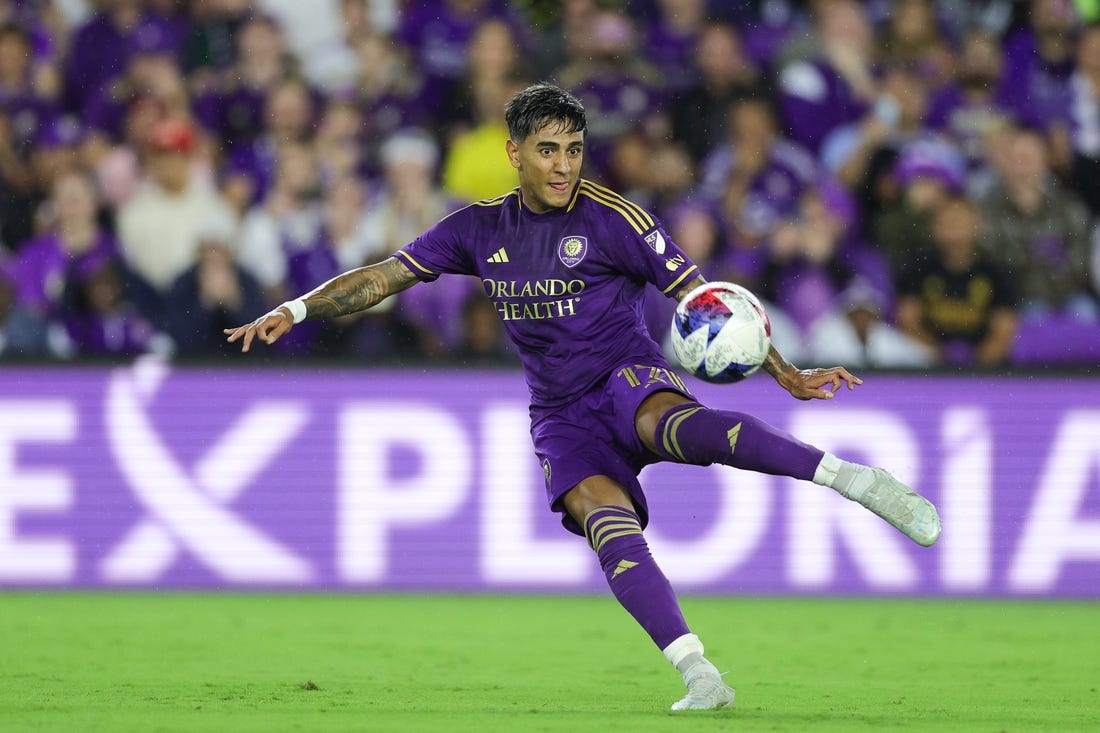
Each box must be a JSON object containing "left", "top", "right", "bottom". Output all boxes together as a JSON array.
[
  {"left": 301, "top": 258, "right": 418, "bottom": 319},
  {"left": 762, "top": 344, "right": 794, "bottom": 379}
]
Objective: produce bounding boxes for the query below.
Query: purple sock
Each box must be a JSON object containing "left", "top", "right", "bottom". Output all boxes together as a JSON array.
[
  {"left": 584, "top": 506, "right": 690, "bottom": 651},
  {"left": 653, "top": 402, "right": 824, "bottom": 480}
]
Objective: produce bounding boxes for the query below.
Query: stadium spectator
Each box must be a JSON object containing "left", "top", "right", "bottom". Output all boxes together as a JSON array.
[
  {"left": 607, "top": 130, "right": 694, "bottom": 220},
  {"left": 871, "top": 137, "right": 967, "bottom": 275},
  {"left": 874, "top": 0, "right": 954, "bottom": 88},
  {"left": 776, "top": 0, "right": 875, "bottom": 155},
  {"left": 0, "top": 21, "right": 55, "bottom": 158},
  {"left": 182, "top": 0, "right": 254, "bottom": 75},
  {"left": 1066, "top": 21, "right": 1100, "bottom": 214},
  {"left": 117, "top": 118, "right": 237, "bottom": 294},
  {"left": 394, "top": 0, "right": 524, "bottom": 114},
  {"left": 82, "top": 32, "right": 190, "bottom": 143},
  {"left": 349, "top": 31, "right": 431, "bottom": 177},
  {"left": 698, "top": 95, "right": 817, "bottom": 253},
  {"left": 1000, "top": 0, "right": 1079, "bottom": 137},
  {"left": 221, "top": 77, "right": 316, "bottom": 212},
  {"left": 63, "top": 0, "right": 184, "bottom": 115},
  {"left": 442, "top": 75, "right": 528, "bottom": 203},
  {"left": 0, "top": 264, "right": 48, "bottom": 358},
  {"left": 314, "top": 98, "right": 365, "bottom": 185},
  {"left": 806, "top": 278, "right": 936, "bottom": 368},
  {"left": 897, "top": 195, "right": 1019, "bottom": 367},
  {"left": 193, "top": 12, "right": 295, "bottom": 153},
  {"left": 669, "top": 21, "right": 762, "bottom": 163},
  {"left": 641, "top": 0, "right": 708, "bottom": 94},
  {"left": 556, "top": 9, "right": 663, "bottom": 179},
  {"left": 0, "top": 20, "right": 57, "bottom": 251},
  {"left": 53, "top": 248, "right": 161, "bottom": 358},
  {"left": 925, "top": 30, "right": 1020, "bottom": 170},
  {"left": 236, "top": 141, "right": 324, "bottom": 302},
  {"left": 442, "top": 18, "right": 529, "bottom": 141},
  {"left": 822, "top": 67, "right": 945, "bottom": 233},
  {"left": 303, "top": 0, "right": 385, "bottom": 95},
  {"left": 756, "top": 186, "right": 880, "bottom": 335},
  {"left": 530, "top": 0, "right": 597, "bottom": 78},
  {"left": 5, "top": 169, "right": 116, "bottom": 315},
  {"left": 0, "top": 111, "right": 35, "bottom": 254},
  {"left": 977, "top": 126, "right": 1097, "bottom": 321},
  {"left": 165, "top": 221, "right": 266, "bottom": 356}
]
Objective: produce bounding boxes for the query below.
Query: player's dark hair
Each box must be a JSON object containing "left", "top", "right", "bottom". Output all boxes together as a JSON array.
[{"left": 505, "top": 83, "right": 587, "bottom": 142}]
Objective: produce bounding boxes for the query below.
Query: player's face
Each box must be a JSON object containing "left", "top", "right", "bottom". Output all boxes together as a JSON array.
[{"left": 506, "top": 122, "right": 584, "bottom": 213}]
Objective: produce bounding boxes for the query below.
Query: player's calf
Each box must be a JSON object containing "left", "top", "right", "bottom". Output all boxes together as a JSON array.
[{"left": 649, "top": 402, "right": 823, "bottom": 479}]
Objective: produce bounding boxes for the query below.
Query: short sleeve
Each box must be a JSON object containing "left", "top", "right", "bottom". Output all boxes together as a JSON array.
[
  {"left": 603, "top": 212, "right": 700, "bottom": 297},
  {"left": 394, "top": 206, "right": 477, "bottom": 282}
]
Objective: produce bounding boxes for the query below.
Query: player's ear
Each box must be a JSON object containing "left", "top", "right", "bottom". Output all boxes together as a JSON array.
[{"left": 505, "top": 139, "right": 521, "bottom": 169}]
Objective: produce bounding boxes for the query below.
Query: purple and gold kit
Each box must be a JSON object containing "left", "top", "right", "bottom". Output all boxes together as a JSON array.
[{"left": 396, "top": 179, "right": 701, "bottom": 530}]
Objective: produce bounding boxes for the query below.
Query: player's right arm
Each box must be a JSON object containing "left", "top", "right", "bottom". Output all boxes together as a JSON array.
[{"left": 224, "top": 256, "right": 419, "bottom": 352}]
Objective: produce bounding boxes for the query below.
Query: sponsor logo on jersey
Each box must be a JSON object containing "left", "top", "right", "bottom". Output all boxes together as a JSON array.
[
  {"left": 665, "top": 254, "right": 686, "bottom": 271},
  {"left": 486, "top": 247, "right": 509, "bottom": 263},
  {"left": 644, "top": 229, "right": 666, "bottom": 254},
  {"left": 557, "top": 235, "right": 588, "bottom": 267}
]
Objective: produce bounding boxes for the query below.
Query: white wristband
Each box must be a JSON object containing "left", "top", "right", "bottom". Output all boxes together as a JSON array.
[{"left": 280, "top": 299, "right": 307, "bottom": 324}]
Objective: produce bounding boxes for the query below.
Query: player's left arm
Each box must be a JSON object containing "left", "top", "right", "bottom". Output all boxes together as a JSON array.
[{"left": 762, "top": 344, "right": 863, "bottom": 401}]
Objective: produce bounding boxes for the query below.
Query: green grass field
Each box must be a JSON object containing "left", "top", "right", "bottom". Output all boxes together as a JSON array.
[{"left": 2, "top": 594, "right": 1097, "bottom": 732}]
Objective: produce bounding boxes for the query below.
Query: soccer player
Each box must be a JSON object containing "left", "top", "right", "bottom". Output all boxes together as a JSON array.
[{"left": 225, "top": 83, "right": 941, "bottom": 711}]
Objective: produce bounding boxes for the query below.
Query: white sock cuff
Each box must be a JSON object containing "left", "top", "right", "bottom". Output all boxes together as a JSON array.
[
  {"left": 813, "top": 452, "right": 843, "bottom": 487},
  {"left": 662, "top": 633, "right": 704, "bottom": 667}
]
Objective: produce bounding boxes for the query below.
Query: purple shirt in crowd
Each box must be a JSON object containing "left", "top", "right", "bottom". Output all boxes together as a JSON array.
[
  {"left": 1000, "top": 30, "right": 1075, "bottom": 129},
  {"left": 777, "top": 58, "right": 868, "bottom": 154},
  {"left": 4, "top": 230, "right": 117, "bottom": 313},
  {"left": 699, "top": 138, "right": 818, "bottom": 237},
  {"left": 396, "top": 180, "right": 699, "bottom": 408},
  {"left": 64, "top": 11, "right": 183, "bottom": 113}
]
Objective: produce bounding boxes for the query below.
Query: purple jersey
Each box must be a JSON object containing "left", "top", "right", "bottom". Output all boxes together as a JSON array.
[
  {"left": 1000, "top": 30, "right": 1075, "bottom": 129},
  {"left": 395, "top": 180, "right": 700, "bottom": 408},
  {"left": 7, "top": 231, "right": 118, "bottom": 312},
  {"left": 777, "top": 58, "right": 868, "bottom": 154}
]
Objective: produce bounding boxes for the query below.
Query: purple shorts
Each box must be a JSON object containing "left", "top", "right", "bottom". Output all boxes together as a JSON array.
[{"left": 530, "top": 361, "right": 695, "bottom": 536}]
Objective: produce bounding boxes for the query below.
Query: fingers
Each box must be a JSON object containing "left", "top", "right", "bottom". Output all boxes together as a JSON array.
[
  {"left": 835, "top": 367, "right": 864, "bottom": 390},
  {"left": 224, "top": 313, "right": 291, "bottom": 352}
]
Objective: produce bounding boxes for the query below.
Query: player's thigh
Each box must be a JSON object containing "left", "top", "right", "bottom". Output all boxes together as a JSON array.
[{"left": 562, "top": 475, "right": 636, "bottom": 528}]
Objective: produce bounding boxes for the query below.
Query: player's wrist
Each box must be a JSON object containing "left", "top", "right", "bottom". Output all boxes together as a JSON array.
[{"left": 279, "top": 298, "right": 307, "bottom": 324}]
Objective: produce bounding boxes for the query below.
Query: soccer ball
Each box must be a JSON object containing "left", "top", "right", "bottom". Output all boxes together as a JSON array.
[{"left": 670, "top": 281, "right": 771, "bottom": 383}]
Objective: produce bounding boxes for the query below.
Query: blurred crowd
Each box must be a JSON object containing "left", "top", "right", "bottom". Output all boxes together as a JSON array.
[{"left": 1, "top": 0, "right": 1099, "bottom": 369}]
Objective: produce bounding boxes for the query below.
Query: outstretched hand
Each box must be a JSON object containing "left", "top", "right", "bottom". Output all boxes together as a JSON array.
[
  {"left": 223, "top": 307, "right": 294, "bottom": 352},
  {"left": 777, "top": 366, "right": 863, "bottom": 401}
]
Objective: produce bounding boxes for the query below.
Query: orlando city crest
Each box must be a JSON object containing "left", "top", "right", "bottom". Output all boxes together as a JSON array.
[{"left": 557, "top": 235, "right": 588, "bottom": 267}]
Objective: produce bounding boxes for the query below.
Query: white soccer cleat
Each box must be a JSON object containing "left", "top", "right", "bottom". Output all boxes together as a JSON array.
[
  {"left": 670, "top": 673, "right": 735, "bottom": 711},
  {"left": 849, "top": 466, "right": 942, "bottom": 547}
]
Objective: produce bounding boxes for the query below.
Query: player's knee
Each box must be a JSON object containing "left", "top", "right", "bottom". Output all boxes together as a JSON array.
[
  {"left": 563, "top": 475, "right": 634, "bottom": 527},
  {"left": 635, "top": 390, "right": 697, "bottom": 453}
]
